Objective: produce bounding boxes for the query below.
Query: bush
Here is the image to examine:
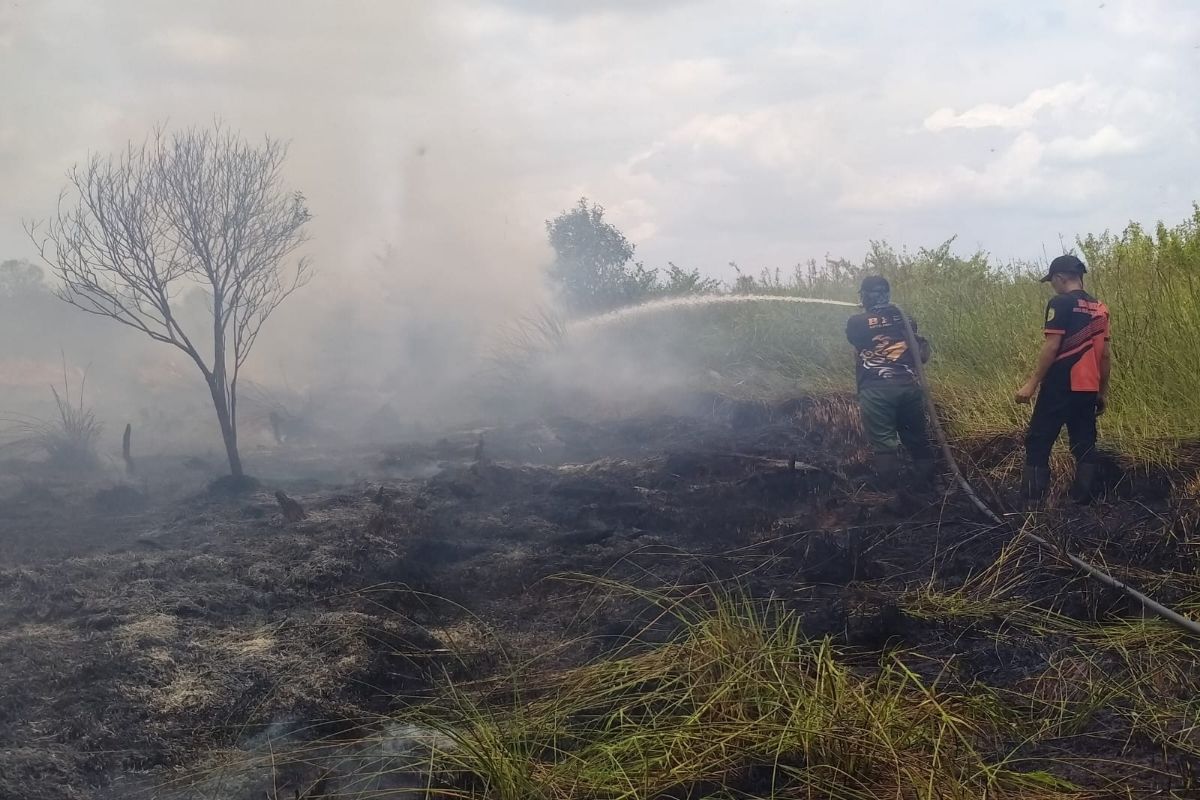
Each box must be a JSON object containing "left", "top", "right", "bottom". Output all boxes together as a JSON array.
[{"left": 546, "top": 199, "right": 721, "bottom": 315}]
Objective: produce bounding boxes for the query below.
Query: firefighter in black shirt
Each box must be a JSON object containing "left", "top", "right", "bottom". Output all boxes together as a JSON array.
[
  {"left": 1014, "top": 254, "right": 1111, "bottom": 506},
  {"left": 845, "top": 276, "right": 935, "bottom": 495}
]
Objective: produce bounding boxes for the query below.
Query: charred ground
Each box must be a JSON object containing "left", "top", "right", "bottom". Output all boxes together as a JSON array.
[{"left": 1, "top": 395, "right": 1198, "bottom": 798}]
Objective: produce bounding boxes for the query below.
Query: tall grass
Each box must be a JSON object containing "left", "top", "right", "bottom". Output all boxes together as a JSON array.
[
  {"left": 609, "top": 208, "right": 1200, "bottom": 463},
  {"left": 501, "top": 207, "right": 1200, "bottom": 462},
  {"left": 1078, "top": 215, "right": 1200, "bottom": 453}
]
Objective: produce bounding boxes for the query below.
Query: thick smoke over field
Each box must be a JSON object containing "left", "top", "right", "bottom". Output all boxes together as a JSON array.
[{"left": 2, "top": 1, "right": 557, "bottom": 453}]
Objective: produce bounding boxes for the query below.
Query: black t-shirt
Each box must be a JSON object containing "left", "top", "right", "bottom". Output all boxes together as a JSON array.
[
  {"left": 845, "top": 304, "right": 926, "bottom": 389},
  {"left": 1041, "top": 289, "right": 1110, "bottom": 393}
]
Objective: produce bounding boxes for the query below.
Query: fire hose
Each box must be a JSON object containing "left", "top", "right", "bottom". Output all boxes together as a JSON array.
[{"left": 893, "top": 305, "right": 1200, "bottom": 638}]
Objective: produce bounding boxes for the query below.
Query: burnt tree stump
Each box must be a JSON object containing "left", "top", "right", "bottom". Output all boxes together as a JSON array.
[
  {"left": 274, "top": 490, "right": 307, "bottom": 522},
  {"left": 122, "top": 423, "right": 135, "bottom": 475}
]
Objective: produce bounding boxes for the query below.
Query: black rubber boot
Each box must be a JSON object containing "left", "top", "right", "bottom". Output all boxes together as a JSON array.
[
  {"left": 911, "top": 458, "right": 938, "bottom": 495},
  {"left": 1020, "top": 464, "right": 1051, "bottom": 510},
  {"left": 872, "top": 452, "right": 900, "bottom": 492},
  {"left": 1069, "top": 462, "right": 1098, "bottom": 505},
  {"left": 873, "top": 452, "right": 912, "bottom": 512}
]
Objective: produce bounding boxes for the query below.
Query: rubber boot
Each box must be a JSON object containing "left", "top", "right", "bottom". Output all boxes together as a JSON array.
[
  {"left": 1020, "top": 464, "right": 1051, "bottom": 510},
  {"left": 872, "top": 452, "right": 900, "bottom": 492},
  {"left": 1068, "top": 462, "right": 1098, "bottom": 505},
  {"left": 911, "top": 458, "right": 938, "bottom": 496},
  {"left": 873, "top": 452, "right": 911, "bottom": 512}
]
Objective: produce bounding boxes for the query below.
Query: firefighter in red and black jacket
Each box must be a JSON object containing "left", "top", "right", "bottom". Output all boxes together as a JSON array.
[{"left": 1015, "top": 254, "right": 1111, "bottom": 506}]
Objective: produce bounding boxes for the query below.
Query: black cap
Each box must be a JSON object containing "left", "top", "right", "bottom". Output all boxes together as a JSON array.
[
  {"left": 1040, "top": 254, "right": 1087, "bottom": 282},
  {"left": 859, "top": 275, "right": 890, "bottom": 294}
]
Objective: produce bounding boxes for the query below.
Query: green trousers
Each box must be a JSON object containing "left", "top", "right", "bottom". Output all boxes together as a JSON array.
[{"left": 857, "top": 384, "right": 933, "bottom": 458}]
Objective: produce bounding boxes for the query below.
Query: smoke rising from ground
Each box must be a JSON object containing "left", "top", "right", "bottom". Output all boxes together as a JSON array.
[{"left": 2, "top": 1, "right": 558, "bottom": 453}]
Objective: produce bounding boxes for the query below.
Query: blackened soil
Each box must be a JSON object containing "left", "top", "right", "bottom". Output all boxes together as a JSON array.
[{"left": 1, "top": 399, "right": 1197, "bottom": 798}]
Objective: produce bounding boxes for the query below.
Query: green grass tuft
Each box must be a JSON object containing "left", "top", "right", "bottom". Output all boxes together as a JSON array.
[{"left": 417, "top": 586, "right": 1084, "bottom": 799}]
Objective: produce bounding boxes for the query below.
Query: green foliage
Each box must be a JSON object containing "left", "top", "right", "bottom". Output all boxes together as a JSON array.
[
  {"left": 545, "top": 199, "right": 719, "bottom": 315},
  {"left": 1075, "top": 206, "right": 1200, "bottom": 452},
  {"left": 0, "top": 259, "right": 45, "bottom": 297},
  {"left": 546, "top": 198, "right": 647, "bottom": 314},
  {"left": 661, "top": 262, "right": 721, "bottom": 296},
  {"left": 0, "top": 258, "right": 63, "bottom": 361}
]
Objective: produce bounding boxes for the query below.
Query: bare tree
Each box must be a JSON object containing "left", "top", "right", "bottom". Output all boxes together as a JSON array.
[{"left": 26, "top": 123, "right": 312, "bottom": 478}]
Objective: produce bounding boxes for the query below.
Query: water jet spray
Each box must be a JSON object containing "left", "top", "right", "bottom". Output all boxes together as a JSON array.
[{"left": 569, "top": 294, "right": 856, "bottom": 333}]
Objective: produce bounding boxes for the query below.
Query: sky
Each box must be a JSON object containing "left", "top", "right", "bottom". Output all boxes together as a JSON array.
[{"left": 2, "top": 0, "right": 1199, "bottom": 287}]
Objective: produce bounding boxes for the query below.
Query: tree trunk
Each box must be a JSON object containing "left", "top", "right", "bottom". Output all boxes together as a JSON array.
[{"left": 208, "top": 378, "right": 243, "bottom": 477}]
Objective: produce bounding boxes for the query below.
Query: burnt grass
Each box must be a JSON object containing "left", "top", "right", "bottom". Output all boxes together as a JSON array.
[{"left": 1, "top": 396, "right": 1198, "bottom": 798}]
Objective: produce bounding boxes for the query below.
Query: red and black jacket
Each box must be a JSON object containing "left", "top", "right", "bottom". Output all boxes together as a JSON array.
[{"left": 1042, "top": 290, "right": 1110, "bottom": 393}]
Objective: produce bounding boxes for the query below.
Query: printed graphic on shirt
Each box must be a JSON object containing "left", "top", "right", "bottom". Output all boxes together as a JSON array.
[
  {"left": 1042, "top": 290, "right": 1109, "bottom": 392},
  {"left": 861, "top": 336, "right": 912, "bottom": 380},
  {"left": 845, "top": 305, "right": 922, "bottom": 389}
]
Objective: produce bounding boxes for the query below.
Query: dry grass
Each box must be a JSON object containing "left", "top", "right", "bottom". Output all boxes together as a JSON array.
[
  {"left": 409, "top": 586, "right": 1086, "bottom": 800},
  {"left": 0, "top": 360, "right": 102, "bottom": 469}
]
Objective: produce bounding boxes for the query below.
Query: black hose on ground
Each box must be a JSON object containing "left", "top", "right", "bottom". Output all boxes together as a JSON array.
[{"left": 892, "top": 305, "right": 1200, "bottom": 638}]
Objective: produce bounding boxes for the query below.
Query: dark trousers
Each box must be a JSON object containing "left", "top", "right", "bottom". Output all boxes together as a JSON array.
[
  {"left": 1024, "top": 388, "right": 1098, "bottom": 467},
  {"left": 858, "top": 385, "right": 933, "bottom": 459}
]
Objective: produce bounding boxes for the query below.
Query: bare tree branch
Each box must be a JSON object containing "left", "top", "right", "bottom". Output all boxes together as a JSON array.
[{"left": 24, "top": 122, "right": 312, "bottom": 477}]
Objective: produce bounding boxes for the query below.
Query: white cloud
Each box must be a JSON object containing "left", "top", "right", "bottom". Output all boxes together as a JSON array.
[
  {"left": 770, "top": 33, "right": 858, "bottom": 67},
  {"left": 4, "top": 0, "right": 1200, "bottom": 278},
  {"left": 147, "top": 27, "right": 243, "bottom": 66},
  {"left": 606, "top": 197, "right": 659, "bottom": 243},
  {"left": 1046, "top": 125, "right": 1141, "bottom": 161},
  {"left": 644, "top": 107, "right": 820, "bottom": 172},
  {"left": 924, "top": 80, "right": 1094, "bottom": 131},
  {"left": 839, "top": 131, "right": 1105, "bottom": 211},
  {"left": 1104, "top": 0, "right": 1200, "bottom": 45},
  {"left": 651, "top": 58, "right": 736, "bottom": 96},
  {"left": 0, "top": 3, "right": 18, "bottom": 50}
]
